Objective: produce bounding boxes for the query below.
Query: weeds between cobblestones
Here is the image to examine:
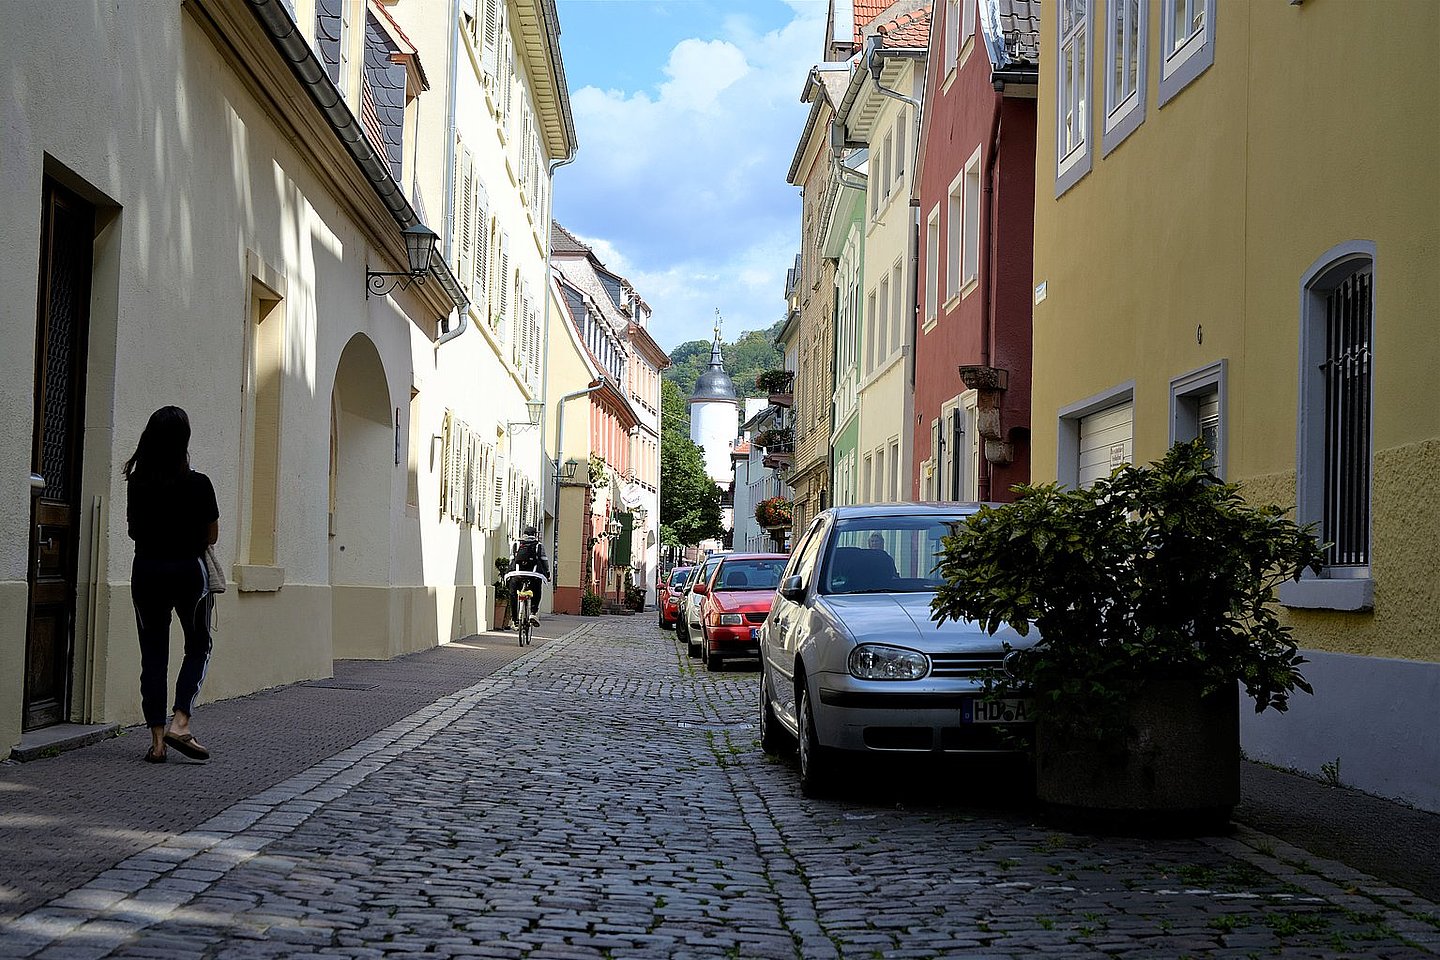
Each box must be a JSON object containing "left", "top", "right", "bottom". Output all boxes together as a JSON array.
[{"left": 3, "top": 617, "right": 1440, "bottom": 958}]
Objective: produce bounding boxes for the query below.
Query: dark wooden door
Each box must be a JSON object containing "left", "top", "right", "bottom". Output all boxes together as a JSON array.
[{"left": 25, "top": 180, "right": 94, "bottom": 730}]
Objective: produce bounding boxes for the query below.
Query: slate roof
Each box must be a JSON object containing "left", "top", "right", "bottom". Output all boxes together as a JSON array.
[
  {"left": 993, "top": 0, "right": 1040, "bottom": 66},
  {"left": 876, "top": 3, "right": 932, "bottom": 48},
  {"left": 550, "top": 220, "right": 591, "bottom": 256}
]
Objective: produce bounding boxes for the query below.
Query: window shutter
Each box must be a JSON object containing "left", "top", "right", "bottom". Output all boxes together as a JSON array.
[
  {"left": 482, "top": 0, "right": 499, "bottom": 82},
  {"left": 457, "top": 147, "right": 474, "bottom": 294},
  {"left": 896, "top": 113, "right": 907, "bottom": 181},
  {"left": 478, "top": 185, "right": 495, "bottom": 309},
  {"left": 491, "top": 451, "right": 506, "bottom": 529},
  {"left": 440, "top": 410, "right": 453, "bottom": 517},
  {"left": 498, "top": 233, "right": 510, "bottom": 330}
]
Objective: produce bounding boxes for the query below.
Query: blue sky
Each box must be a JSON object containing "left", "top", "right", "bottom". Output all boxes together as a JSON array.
[{"left": 553, "top": 0, "right": 832, "bottom": 350}]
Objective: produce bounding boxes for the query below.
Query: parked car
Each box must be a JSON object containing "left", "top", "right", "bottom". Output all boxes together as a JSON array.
[
  {"left": 657, "top": 566, "right": 693, "bottom": 630},
  {"left": 696, "top": 553, "right": 789, "bottom": 670},
  {"left": 757, "top": 503, "right": 1037, "bottom": 796},
  {"left": 677, "top": 552, "right": 727, "bottom": 657}
]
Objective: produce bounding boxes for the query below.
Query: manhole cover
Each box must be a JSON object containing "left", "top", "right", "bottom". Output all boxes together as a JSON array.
[{"left": 302, "top": 679, "right": 380, "bottom": 691}]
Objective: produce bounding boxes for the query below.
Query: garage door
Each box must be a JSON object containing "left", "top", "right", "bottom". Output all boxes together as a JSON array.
[{"left": 1078, "top": 402, "right": 1134, "bottom": 488}]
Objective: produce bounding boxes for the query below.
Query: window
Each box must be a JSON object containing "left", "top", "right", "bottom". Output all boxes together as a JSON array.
[
  {"left": 889, "top": 439, "right": 901, "bottom": 501},
  {"left": 924, "top": 206, "right": 940, "bottom": 325},
  {"left": 1159, "top": 0, "right": 1215, "bottom": 105},
  {"left": 244, "top": 275, "right": 285, "bottom": 567},
  {"left": 874, "top": 446, "right": 886, "bottom": 502},
  {"left": 1101, "top": 0, "right": 1147, "bottom": 155},
  {"left": 865, "top": 290, "right": 878, "bottom": 373},
  {"left": 962, "top": 148, "right": 981, "bottom": 288},
  {"left": 945, "top": 173, "right": 962, "bottom": 302},
  {"left": 863, "top": 453, "right": 874, "bottom": 502},
  {"left": 877, "top": 274, "right": 890, "bottom": 361},
  {"left": 880, "top": 131, "right": 894, "bottom": 199},
  {"left": 961, "top": 0, "right": 975, "bottom": 47},
  {"left": 315, "top": 0, "right": 351, "bottom": 92},
  {"left": 1058, "top": 382, "right": 1134, "bottom": 490},
  {"left": 1056, "top": 0, "right": 1092, "bottom": 195},
  {"left": 890, "top": 261, "right": 904, "bottom": 353},
  {"left": 894, "top": 111, "right": 907, "bottom": 187},
  {"left": 1170, "top": 360, "right": 1226, "bottom": 478},
  {"left": 1283, "top": 242, "right": 1375, "bottom": 611},
  {"left": 944, "top": 0, "right": 960, "bottom": 74}
]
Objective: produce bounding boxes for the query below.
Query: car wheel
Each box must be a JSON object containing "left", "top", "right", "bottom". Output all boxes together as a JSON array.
[
  {"left": 708, "top": 649, "right": 724, "bottom": 671},
  {"left": 686, "top": 622, "right": 701, "bottom": 658},
  {"left": 797, "top": 684, "right": 833, "bottom": 798},
  {"left": 759, "top": 663, "right": 791, "bottom": 756}
]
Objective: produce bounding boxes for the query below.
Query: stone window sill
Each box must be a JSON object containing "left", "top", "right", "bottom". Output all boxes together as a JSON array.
[{"left": 1278, "top": 576, "right": 1373, "bottom": 612}]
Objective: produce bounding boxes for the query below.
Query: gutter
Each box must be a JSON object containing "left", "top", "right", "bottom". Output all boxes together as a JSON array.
[
  {"left": 245, "top": 0, "right": 469, "bottom": 331},
  {"left": 537, "top": 149, "right": 579, "bottom": 524}
]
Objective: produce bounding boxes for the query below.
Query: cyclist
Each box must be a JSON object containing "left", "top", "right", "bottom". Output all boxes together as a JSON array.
[{"left": 509, "top": 526, "right": 550, "bottom": 627}]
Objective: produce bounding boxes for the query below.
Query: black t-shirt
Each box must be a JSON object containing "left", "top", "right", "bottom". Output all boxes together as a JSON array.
[{"left": 127, "top": 470, "right": 219, "bottom": 560}]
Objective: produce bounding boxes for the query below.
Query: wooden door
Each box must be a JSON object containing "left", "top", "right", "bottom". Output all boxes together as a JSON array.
[{"left": 25, "top": 180, "right": 94, "bottom": 730}]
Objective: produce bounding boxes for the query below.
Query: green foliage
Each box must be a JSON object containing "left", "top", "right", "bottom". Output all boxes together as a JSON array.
[
  {"left": 581, "top": 591, "right": 603, "bottom": 617},
  {"left": 663, "top": 318, "right": 786, "bottom": 400},
  {"left": 492, "top": 556, "right": 511, "bottom": 590},
  {"left": 930, "top": 440, "right": 1326, "bottom": 743},
  {"left": 588, "top": 454, "right": 609, "bottom": 490},
  {"left": 661, "top": 378, "right": 690, "bottom": 438},
  {"left": 754, "top": 496, "right": 793, "bottom": 529},
  {"left": 660, "top": 431, "right": 724, "bottom": 547},
  {"left": 755, "top": 369, "right": 794, "bottom": 394}
]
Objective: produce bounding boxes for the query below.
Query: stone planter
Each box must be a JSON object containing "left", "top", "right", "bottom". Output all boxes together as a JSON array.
[
  {"left": 492, "top": 597, "right": 510, "bottom": 631},
  {"left": 1035, "top": 677, "right": 1239, "bottom": 834}
]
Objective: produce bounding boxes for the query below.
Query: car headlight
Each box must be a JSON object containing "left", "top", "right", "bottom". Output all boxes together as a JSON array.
[
  {"left": 849, "top": 644, "right": 929, "bottom": 680},
  {"left": 717, "top": 613, "right": 744, "bottom": 626}
]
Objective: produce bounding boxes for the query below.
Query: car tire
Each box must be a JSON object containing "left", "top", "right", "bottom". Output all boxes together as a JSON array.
[
  {"left": 708, "top": 650, "right": 724, "bottom": 671},
  {"left": 686, "top": 622, "right": 701, "bottom": 658},
  {"left": 797, "top": 684, "right": 833, "bottom": 798},
  {"left": 759, "top": 663, "right": 791, "bottom": 756}
]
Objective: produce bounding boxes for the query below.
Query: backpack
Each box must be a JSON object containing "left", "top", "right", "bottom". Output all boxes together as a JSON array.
[{"left": 514, "top": 539, "right": 540, "bottom": 570}]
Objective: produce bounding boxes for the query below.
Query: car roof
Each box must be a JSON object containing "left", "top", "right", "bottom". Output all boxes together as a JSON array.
[
  {"left": 819, "top": 502, "right": 995, "bottom": 520},
  {"left": 716, "top": 552, "right": 788, "bottom": 561}
]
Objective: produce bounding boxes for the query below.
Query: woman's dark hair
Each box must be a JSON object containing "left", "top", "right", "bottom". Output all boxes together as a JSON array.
[{"left": 123, "top": 406, "right": 191, "bottom": 481}]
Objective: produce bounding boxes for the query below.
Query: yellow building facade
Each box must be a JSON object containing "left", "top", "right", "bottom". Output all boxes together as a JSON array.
[{"left": 1032, "top": 0, "right": 1440, "bottom": 809}]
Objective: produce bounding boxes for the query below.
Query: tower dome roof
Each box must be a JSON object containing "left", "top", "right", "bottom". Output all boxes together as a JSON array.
[{"left": 688, "top": 334, "right": 736, "bottom": 404}]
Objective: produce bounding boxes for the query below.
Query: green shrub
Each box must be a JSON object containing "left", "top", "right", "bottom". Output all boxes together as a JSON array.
[{"left": 581, "top": 590, "right": 603, "bottom": 617}]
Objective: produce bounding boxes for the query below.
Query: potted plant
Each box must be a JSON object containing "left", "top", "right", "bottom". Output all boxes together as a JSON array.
[
  {"left": 491, "top": 556, "right": 513, "bottom": 630},
  {"left": 755, "top": 369, "right": 795, "bottom": 395},
  {"left": 754, "top": 496, "right": 793, "bottom": 530},
  {"left": 752, "top": 427, "right": 792, "bottom": 451},
  {"left": 581, "top": 590, "right": 603, "bottom": 617},
  {"left": 930, "top": 440, "right": 1324, "bottom": 831}
]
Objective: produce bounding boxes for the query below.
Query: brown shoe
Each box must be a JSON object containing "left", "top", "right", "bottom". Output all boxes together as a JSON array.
[{"left": 163, "top": 732, "right": 210, "bottom": 761}]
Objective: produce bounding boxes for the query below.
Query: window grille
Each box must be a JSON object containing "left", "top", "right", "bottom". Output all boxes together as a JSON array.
[{"left": 1320, "top": 269, "right": 1372, "bottom": 567}]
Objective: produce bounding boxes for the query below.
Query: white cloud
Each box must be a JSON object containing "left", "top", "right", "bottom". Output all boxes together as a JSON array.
[{"left": 554, "top": 3, "right": 828, "bottom": 350}]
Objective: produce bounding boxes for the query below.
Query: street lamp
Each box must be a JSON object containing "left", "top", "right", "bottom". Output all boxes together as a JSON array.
[{"left": 366, "top": 223, "right": 440, "bottom": 298}]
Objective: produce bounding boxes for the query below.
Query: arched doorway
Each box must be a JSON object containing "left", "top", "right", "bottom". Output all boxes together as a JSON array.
[{"left": 329, "top": 334, "right": 393, "bottom": 659}]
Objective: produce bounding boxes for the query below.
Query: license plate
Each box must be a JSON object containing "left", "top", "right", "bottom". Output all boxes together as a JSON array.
[
  {"left": 962, "top": 698, "right": 1032, "bottom": 724},
  {"left": 749, "top": 627, "right": 759, "bottom": 641}
]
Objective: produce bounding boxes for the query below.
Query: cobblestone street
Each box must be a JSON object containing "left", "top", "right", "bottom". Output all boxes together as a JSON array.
[{"left": 3, "top": 617, "right": 1439, "bottom": 959}]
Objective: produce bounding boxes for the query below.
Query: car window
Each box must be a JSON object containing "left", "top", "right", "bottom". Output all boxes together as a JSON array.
[
  {"left": 712, "top": 558, "right": 787, "bottom": 591},
  {"left": 694, "top": 556, "right": 723, "bottom": 588},
  {"left": 820, "top": 515, "right": 966, "bottom": 595},
  {"left": 783, "top": 522, "right": 821, "bottom": 579},
  {"left": 790, "top": 520, "right": 829, "bottom": 585},
  {"left": 668, "top": 568, "right": 692, "bottom": 589}
]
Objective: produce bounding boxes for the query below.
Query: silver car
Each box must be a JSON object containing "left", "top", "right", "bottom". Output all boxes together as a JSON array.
[{"left": 757, "top": 503, "right": 1035, "bottom": 796}]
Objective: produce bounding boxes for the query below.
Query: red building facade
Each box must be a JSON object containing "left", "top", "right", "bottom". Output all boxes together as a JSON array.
[{"left": 912, "top": 0, "right": 1038, "bottom": 503}]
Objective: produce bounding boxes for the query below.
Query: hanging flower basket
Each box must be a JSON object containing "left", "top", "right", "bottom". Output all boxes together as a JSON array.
[
  {"left": 753, "top": 427, "right": 793, "bottom": 451},
  {"left": 755, "top": 369, "right": 795, "bottom": 394},
  {"left": 755, "top": 496, "right": 793, "bottom": 529}
]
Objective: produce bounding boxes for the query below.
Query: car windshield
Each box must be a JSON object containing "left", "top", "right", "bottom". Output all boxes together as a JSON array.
[
  {"left": 713, "top": 558, "right": 786, "bottom": 591},
  {"left": 820, "top": 515, "right": 970, "bottom": 595},
  {"left": 668, "top": 568, "right": 692, "bottom": 588}
]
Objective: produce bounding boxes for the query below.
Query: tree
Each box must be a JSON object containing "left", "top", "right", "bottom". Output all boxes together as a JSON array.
[
  {"left": 663, "top": 317, "right": 786, "bottom": 399},
  {"left": 661, "top": 378, "right": 690, "bottom": 439},
  {"left": 660, "top": 431, "right": 723, "bottom": 547}
]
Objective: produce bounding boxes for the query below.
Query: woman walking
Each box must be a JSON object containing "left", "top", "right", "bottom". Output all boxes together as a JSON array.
[{"left": 124, "top": 406, "right": 219, "bottom": 763}]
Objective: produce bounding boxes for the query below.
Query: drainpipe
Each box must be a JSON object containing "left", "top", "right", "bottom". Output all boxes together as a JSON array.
[
  {"left": 537, "top": 148, "right": 579, "bottom": 532},
  {"left": 552, "top": 380, "right": 603, "bottom": 597},
  {"left": 435, "top": 0, "right": 467, "bottom": 346},
  {"left": 975, "top": 94, "right": 1004, "bottom": 502}
]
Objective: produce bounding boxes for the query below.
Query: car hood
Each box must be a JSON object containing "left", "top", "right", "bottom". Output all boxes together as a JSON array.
[
  {"left": 712, "top": 589, "right": 776, "bottom": 612},
  {"left": 819, "top": 593, "right": 1035, "bottom": 652}
]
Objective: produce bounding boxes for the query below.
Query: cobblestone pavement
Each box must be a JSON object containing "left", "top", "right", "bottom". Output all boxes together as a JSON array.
[{"left": 3, "top": 617, "right": 1439, "bottom": 959}]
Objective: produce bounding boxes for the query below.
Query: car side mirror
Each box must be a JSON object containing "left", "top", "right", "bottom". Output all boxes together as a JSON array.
[
  {"left": 692, "top": 583, "right": 709, "bottom": 596},
  {"left": 779, "top": 575, "right": 806, "bottom": 602}
]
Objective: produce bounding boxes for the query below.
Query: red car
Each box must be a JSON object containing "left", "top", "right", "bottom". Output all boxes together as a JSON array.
[
  {"left": 657, "top": 566, "right": 693, "bottom": 631},
  {"left": 696, "top": 553, "right": 789, "bottom": 671}
]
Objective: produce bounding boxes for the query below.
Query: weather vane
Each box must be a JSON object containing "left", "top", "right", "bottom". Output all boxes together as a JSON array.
[{"left": 713, "top": 308, "right": 723, "bottom": 343}]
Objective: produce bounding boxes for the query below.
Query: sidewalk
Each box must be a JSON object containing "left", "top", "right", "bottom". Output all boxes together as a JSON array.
[
  {"left": 2, "top": 610, "right": 1437, "bottom": 930},
  {"left": 0, "top": 614, "right": 590, "bottom": 923}
]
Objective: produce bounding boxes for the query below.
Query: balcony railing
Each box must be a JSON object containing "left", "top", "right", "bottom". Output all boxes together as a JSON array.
[{"left": 755, "top": 369, "right": 795, "bottom": 408}]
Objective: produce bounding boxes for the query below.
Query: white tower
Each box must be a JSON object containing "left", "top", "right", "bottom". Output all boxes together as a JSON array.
[{"left": 689, "top": 318, "right": 739, "bottom": 485}]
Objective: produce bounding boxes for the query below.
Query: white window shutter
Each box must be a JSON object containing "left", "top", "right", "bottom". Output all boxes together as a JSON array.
[
  {"left": 473, "top": 185, "right": 489, "bottom": 309},
  {"left": 482, "top": 0, "right": 499, "bottom": 82},
  {"left": 491, "top": 452, "right": 506, "bottom": 529},
  {"left": 498, "top": 234, "right": 510, "bottom": 330},
  {"left": 440, "top": 411, "right": 453, "bottom": 517},
  {"left": 457, "top": 148, "right": 474, "bottom": 293}
]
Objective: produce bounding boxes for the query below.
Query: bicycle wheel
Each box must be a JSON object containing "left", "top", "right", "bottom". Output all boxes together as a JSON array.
[{"left": 518, "top": 596, "right": 531, "bottom": 647}]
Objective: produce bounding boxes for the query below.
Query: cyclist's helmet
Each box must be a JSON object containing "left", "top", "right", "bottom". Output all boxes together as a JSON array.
[{"left": 522, "top": 525, "right": 539, "bottom": 539}]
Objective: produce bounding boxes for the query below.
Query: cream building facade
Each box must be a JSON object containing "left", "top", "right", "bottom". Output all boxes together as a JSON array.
[
  {"left": 836, "top": 8, "right": 930, "bottom": 506},
  {"left": 0, "top": 0, "right": 573, "bottom": 752},
  {"left": 1031, "top": 0, "right": 1439, "bottom": 809}
]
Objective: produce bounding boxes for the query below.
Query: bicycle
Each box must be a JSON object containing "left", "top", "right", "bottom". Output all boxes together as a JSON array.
[{"left": 502, "top": 570, "right": 548, "bottom": 647}]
